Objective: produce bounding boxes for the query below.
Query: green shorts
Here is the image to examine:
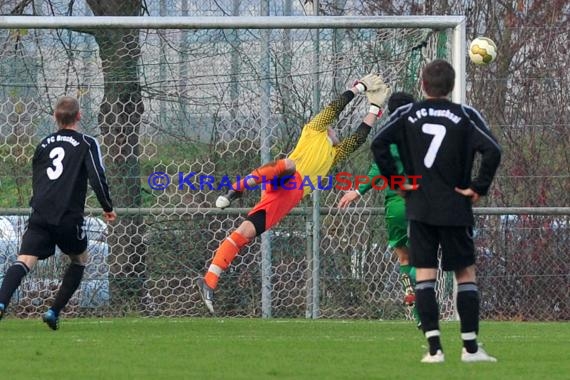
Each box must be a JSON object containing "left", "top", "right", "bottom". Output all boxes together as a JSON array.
[{"left": 385, "top": 196, "right": 408, "bottom": 248}]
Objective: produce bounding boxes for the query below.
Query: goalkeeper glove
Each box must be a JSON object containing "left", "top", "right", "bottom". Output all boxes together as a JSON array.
[
  {"left": 366, "top": 82, "right": 392, "bottom": 117},
  {"left": 354, "top": 73, "right": 383, "bottom": 93}
]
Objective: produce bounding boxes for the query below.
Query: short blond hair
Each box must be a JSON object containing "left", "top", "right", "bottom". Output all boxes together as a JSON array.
[{"left": 54, "top": 96, "right": 80, "bottom": 127}]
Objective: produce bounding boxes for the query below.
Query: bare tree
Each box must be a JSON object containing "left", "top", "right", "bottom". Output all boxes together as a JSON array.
[
  {"left": 85, "top": 0, "right": 147, "bottom": 312},
  {"left": 362, "top": 0, "right": 569, "bottom": 320},
  {"left": 363, "top": 0, "right": 569, "bottom": 208},
  {"left": 465, "top": 0, "right": 569, "bottom": 207}
]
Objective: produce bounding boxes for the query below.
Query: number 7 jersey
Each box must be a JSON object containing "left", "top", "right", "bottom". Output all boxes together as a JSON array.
[
  {"left": 31, "top": 129, "right": 113, "bottom": 225},
  {"left": 371, "top": 98, "right": 501, "bottom": 226}
]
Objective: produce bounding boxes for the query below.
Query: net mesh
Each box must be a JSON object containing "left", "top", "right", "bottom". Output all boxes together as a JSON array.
[
  {"left": 0, "top": 16, "right": 567, "bottom": 321},
  {"left": 0, "top": 22, "right": 453, "bottom": 320}
]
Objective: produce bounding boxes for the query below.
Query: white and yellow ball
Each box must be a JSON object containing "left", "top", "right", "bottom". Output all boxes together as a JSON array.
[{"left": 468, "top": 37, "right": 497, "bottom": 65}]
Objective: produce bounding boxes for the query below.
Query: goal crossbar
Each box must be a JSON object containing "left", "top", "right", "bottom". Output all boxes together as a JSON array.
[{"left": 0, "top": 15, "right": 465, "bottom": 30}]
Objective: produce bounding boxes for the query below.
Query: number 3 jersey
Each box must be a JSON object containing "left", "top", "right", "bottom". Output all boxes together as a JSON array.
[
  {"left": 30, "top": 129, "right": 113, "bottom": 225},
  {"left": 371, "top": 98, "right": 501, "bottom": 226}
]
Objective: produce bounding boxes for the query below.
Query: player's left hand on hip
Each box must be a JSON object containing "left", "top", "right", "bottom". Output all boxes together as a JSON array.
[{"left": 455, "top": 187, "right": 480, "bottom": 203}]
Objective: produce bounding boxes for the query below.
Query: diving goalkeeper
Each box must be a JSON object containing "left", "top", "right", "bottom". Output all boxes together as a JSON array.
[{"left": 197, "top": 74, "right": 392, "bottom": 313}]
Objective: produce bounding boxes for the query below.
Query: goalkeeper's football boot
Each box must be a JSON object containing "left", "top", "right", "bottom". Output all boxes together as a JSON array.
[
  {"left": 421, "top": 350, "right": 445, "bottom": 363},
  {"left": 215, "top": 189, "right": 243, "bottom": 210},
  {"left": 0, "top": 303, "right": 5, "bottom": 321},
  {"left": 196, "top": 278, "right": 215, "bottom": 314},
  {"left": 42, "top": 309, "right": 60, "bottom": 331},
  {"left": 461, "top": 347, "right": 497, "bottom": 363}
]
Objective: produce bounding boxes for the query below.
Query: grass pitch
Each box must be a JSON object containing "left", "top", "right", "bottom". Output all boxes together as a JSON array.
[{"left": 0, "top": 317, "right": 568, "bottom": 379}]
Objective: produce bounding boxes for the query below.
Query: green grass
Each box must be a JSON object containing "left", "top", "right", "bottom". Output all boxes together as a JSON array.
[{"left": 0, "top": 318, "right": 568, "bottom": 379}]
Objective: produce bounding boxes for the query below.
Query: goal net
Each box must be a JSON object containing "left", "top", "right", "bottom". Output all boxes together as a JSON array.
[{"left": 0, "top": 15, "right": 461, "bottom": 320}]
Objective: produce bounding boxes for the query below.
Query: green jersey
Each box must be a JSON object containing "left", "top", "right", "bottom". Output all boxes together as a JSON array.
[{"left": 357, "top": 144, "right": 405, "bottom": 202}]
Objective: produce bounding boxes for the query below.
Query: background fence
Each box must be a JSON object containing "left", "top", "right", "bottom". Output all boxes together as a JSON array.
[{"left": 0, "top": 0, "right": 568, "bottom": 321}]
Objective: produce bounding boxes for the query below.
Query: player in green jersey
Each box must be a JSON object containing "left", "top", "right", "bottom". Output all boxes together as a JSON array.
[{"left": 338, "top": 92, "right": 420, "bottom": 328}]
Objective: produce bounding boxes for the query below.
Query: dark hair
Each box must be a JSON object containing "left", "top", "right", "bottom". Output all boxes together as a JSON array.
[
  {"left": 388, "top": 92, "right": 415, "bottom": 114},
  {"left": 55, "top": 96, "right": 80, "bottom": 127},
  {"left": 421, "top": 59, "right": 455, "bottom": 97}
]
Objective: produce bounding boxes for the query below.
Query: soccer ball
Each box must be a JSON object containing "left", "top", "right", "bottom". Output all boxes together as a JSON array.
[{"left": 468, "top": 37, "right": 497, "bottom": 65}]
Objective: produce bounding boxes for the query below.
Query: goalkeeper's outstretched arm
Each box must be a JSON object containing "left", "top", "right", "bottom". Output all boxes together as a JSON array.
[
  {"left": 306, "top": 74, "right": 384, "bottom": 133},
  {"left": 331, "top": 114, "right": 376, "bottom": 167},
  {"left": 305, "top": 91, "right": 354, "bottom": 133},
  {"left": 332, "top": 80, "right": 392, "bottom": 167}
]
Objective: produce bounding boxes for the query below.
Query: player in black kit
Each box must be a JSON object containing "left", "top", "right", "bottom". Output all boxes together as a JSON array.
[
  {"left": 0, "top": 96, "right": 116, "bottom": 330},
  {"left": 371, "top": 60, "right": 501, "bottom": 363}
]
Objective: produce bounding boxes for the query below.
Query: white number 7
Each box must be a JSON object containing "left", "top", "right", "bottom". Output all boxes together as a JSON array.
[{"left": 422, "top": 123, "right": 446, "bottom": 168}]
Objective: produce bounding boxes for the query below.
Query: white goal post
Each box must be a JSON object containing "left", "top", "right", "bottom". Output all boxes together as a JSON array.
[{"left": 0, "top": 14, "right": 468, "bottom": 320}]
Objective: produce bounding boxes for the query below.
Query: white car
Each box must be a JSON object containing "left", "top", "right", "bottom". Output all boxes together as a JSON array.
[{"left": 0, "top": 215, "right": 110, "bottom": 308}]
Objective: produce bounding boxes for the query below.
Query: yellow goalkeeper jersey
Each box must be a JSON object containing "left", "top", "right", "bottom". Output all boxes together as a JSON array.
[{"left": 288, "top": 91, "right": 370, "bottom": 195}]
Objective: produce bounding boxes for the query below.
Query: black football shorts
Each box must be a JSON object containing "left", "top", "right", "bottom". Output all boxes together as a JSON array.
[
  {"left": 20, "top": 212, "right": 87, "bottom": 259},
  {"left": 408, "top": 220, "right": 475, "bottom": 271}
]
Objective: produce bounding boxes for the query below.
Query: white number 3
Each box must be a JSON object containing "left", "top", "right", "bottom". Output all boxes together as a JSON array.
[
  {"left": 47, "top": 147, "right": 65, "bottom": 180},
  {"left": 422, "top": 123, "right": 446, "bottom": 168}
]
